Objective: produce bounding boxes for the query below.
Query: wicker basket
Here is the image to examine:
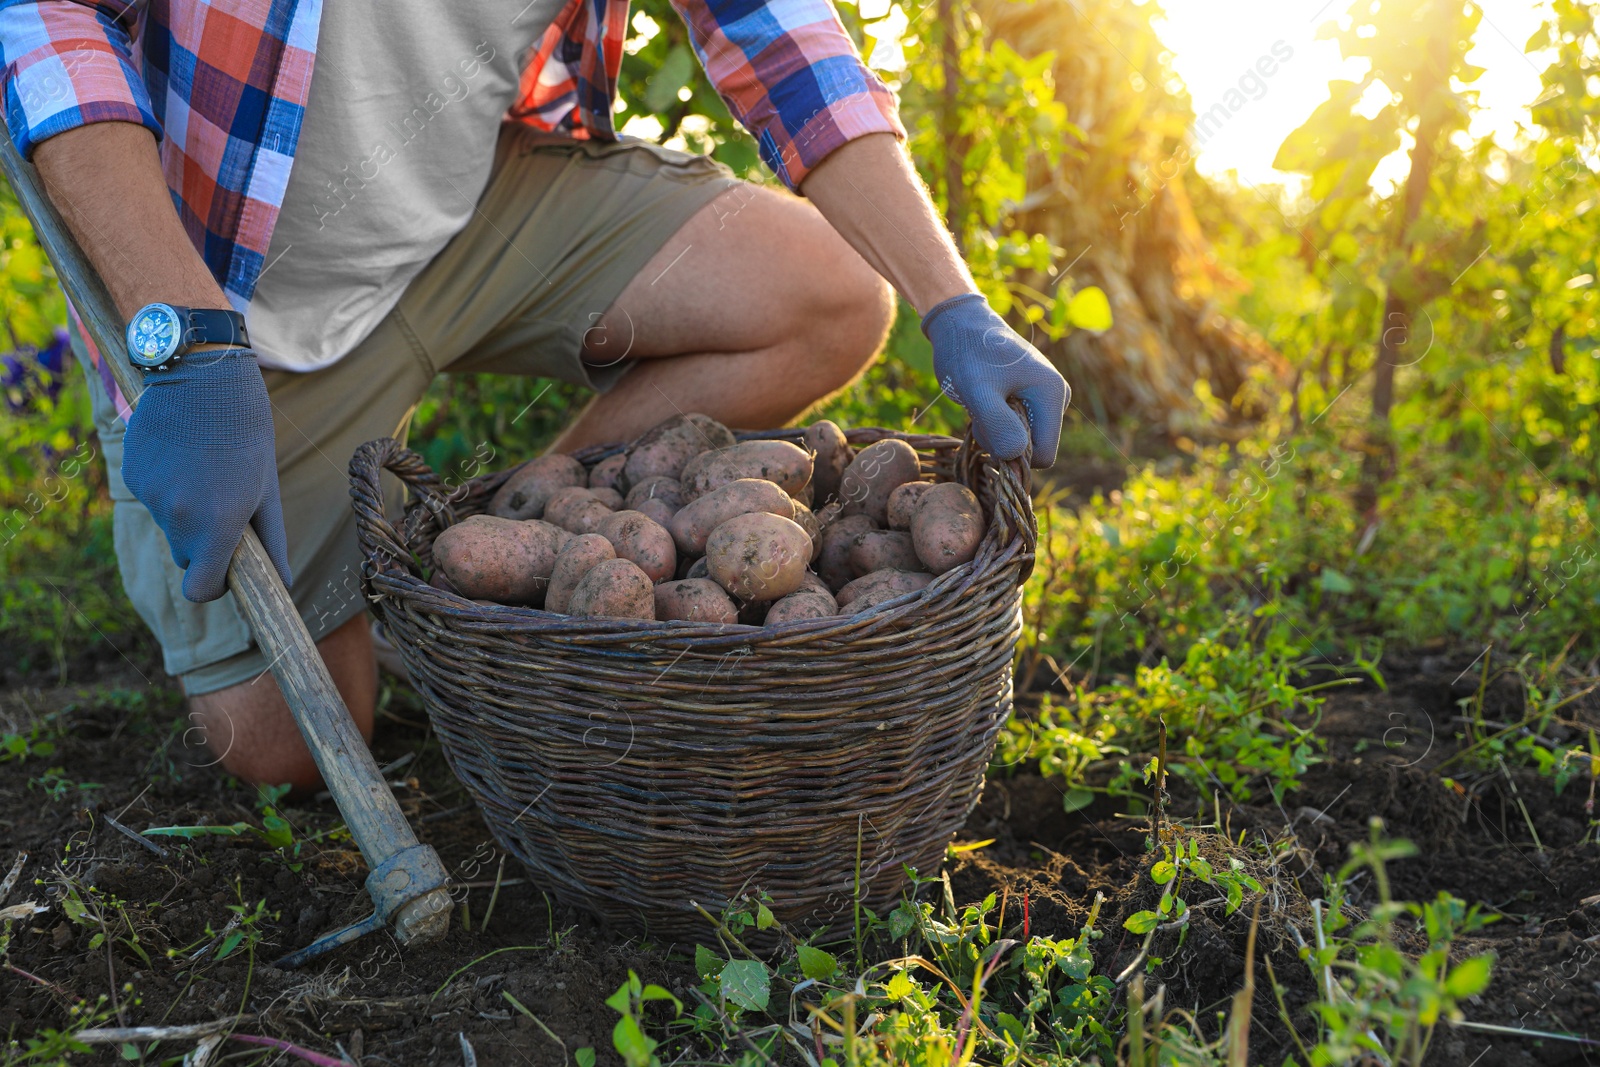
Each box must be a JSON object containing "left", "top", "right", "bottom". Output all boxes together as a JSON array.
[{"left": 348, "top": 425, "right": 1035, "bottom": 937}]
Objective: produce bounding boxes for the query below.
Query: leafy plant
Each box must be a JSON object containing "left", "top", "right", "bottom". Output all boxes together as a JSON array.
[
  {"left": 1278, "top": 820, "right": 1497, "bottom": 1065},
  {"left": 1123, "top": 835, "right": 1263, "bottom": 937},
  {"left": 26, "top": 767, "right": 101, "bottom": 802},
  {"left": 1001, "top": 613, "right": 1336, "bottom": 808},
  {"left": 602, "top": 969, "right": 683, "bottom": 1067}
]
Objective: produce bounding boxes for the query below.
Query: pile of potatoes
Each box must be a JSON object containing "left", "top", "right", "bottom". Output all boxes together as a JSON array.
[{"left": 428, "top": 413, "right": 986, "bottom": 624}]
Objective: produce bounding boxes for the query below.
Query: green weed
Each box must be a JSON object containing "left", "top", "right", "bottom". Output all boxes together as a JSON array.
[
  {"left": 1000, "top": 613, "right": 1339, "bottom": 808},
  {"left": 1276, "top": 820, "right": 1498, "bottom": 1066},
  {"left": 25, "top": 768, "right": 100, "bottom": 802}
]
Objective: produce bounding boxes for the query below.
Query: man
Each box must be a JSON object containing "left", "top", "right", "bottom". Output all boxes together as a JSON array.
[{"left": 0, "top": 0, "right": 1067, "bottom": 792}]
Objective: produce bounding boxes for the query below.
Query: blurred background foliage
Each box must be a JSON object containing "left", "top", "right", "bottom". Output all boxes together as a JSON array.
[{"left": 1, "top": 0, "right": 1599, "bottom": 683}]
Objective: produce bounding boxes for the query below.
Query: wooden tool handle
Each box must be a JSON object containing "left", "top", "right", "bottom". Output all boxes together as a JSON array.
[{"left": 0, "top": 130, "right": 450, "bottom": 946}]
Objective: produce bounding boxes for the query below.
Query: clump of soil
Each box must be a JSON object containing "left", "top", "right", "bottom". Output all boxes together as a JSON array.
[{"left": 2, "top": 651, "right": 1597, "bottom": 1065}]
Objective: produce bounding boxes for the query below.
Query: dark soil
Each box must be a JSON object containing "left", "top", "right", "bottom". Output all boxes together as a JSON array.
[{"left": 2, "top": 649, "right": 1598, "bottom": 1065}]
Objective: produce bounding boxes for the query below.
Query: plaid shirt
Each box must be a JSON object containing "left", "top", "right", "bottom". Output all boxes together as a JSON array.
[{"left": 0, "top": 0, "right": 902, "bottom": 311}]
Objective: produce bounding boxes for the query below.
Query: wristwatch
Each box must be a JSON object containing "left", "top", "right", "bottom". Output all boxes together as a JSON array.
[{"left": 125, "top": 303, "right": 250, "bottom": 370}]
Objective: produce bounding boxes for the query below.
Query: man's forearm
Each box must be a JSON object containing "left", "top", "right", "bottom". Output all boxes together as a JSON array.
[
  {"left": 34, "top": 121, "right": 230, "bottom": 322},
  {"left": 799, "top": 133, "right": 974, "bottom": 316}
]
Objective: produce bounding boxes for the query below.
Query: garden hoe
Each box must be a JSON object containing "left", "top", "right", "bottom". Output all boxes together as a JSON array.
[{"left": 0, "top": 130, "right": 453, "bottom": 968}]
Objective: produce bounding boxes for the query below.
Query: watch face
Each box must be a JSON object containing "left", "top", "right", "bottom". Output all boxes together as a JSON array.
[{"left": 127, "top": 304, "right": 181, "bottom": 367}]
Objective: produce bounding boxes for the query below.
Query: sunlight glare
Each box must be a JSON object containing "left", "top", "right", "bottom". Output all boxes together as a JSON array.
[{"left": 1152, "top": 0, "right": 1552, "bottom": 192}]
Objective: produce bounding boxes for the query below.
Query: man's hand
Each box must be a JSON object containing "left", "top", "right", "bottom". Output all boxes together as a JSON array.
[
  {"left": 121, "top": 350, "right": 292, "bottom": 602},
  {"left": 34, "top": 123, "right": 291, "bottom": 600},
  {"left": 923, "top": 293, "right": 1068, "bottom": 467}
]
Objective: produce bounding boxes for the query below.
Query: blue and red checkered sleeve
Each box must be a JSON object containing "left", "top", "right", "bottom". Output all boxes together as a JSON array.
[
  {"left": 671, "top": 0, "right": 905, "bottom": 190},
  {"left": 0, "top": 0, "right": 159, "bottom": 158}
]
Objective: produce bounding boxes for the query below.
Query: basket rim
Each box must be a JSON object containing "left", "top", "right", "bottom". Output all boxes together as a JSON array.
[{"left": 351, "top": 423, "right": 1036, "bottom": 640}]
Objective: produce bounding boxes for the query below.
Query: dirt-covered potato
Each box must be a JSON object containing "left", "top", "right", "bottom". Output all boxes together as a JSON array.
[
  {"left": 791, "top": 502, "right": 823, "bottom": 563},
  {"left": 793, "top": 481, "right": 814, "bottom": 508},
  {"left": 545, "top": 533, "right": 616, "bottom": 614},
  {"left": 803, "top": 419, "right": 853, "bottom": 506},
  {"left": 544, "top": 487, "right": 614, "bottom": 535},
  {"left": 433, "top": 515, "right": 569, "bottom": 606},
  {"left": 837, "top": 439, "right": 920, "bottom": 526},
  {"left": 817, "top": 513, "right": 876, "bottom": 592},
  {"left": 487, "top": 453, "right": 586, "bottom": 520},
  {"left": 886, "top": 481, "right": 934, "bottom": 531},
  {"left": 590, "top": 486, "right": 624, "bottom": 510},
  {"left": 685, "top": 556, "right": 710, "bottom": 580},
  {"left": 568, "top": 558, "right": 656, "bottom": 620},
  {"left": 795, "top": 569, "right": 831, "bottom": 597},
  {"left": 597, "top": 510, "right": 677, "bottom": 583},
  {"left": 704, "top": 512, "right": 811, "bottom": 602},
  {"left": 624, "top": 475, "right": 686, "bottom": 514},
  {"left": 849, "top": 529, "right": 924, "bottom": 577},
  {"left": 653, "top": 578, "right": 739, "bottom": 624},
  {"left": 634, "top": 497, "right": 676, "bottom": 528},
  {"left": 836, "top": 568, "right": 933, "bottom": 611},
  {"left": 587, "top": 452, "right": 628, "bottom": 493},
  {"left": 681, "top": 440, "right": 813, "bottom": 500},
  {"left": 668, "top": 478, "right": 795, "bottom": 555},
  {"left": 624, "top": 413, "right": 735, "bottom": 485},
  {"left": 912, "top": 482, "right": 986, "bottom": 574},
  {"left": 764, "top": 589, "right": 838, "bottom": 624}
]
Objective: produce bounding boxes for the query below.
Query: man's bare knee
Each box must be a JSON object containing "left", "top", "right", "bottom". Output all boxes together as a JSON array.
[
  {"left": 807, "top": 269, "right": 894, "bottom": 395},
  {"left": 185, "top": 613, "right": 377, "bottom": 795}
]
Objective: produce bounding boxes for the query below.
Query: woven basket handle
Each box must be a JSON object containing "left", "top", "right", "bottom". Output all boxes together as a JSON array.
[
  {"left": 349, "top": 437, "right": 456, "bottom": 579},
  {"left": 958, "top": 401, "right": 1038, "bottom": 587}
]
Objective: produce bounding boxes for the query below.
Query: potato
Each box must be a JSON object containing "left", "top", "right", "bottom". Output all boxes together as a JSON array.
[
  {"left": 704, "top": 512, "right": 811, "bottom": 602},
  {"left": 568, "top": 558, "right": 656, "bottom": 620},
  {"left": 634, "top": 497, "right": 676, "bottom": 528},
  {"left": 803, "top": 420, "right": 853, "bottom": 506},
  {"left": 912, "top": 482, "right": 987, "bottom": 574},
  {"left": 836, "top": 568, "right": 933, "bottom": 612},
  {"left": 625, "top": 413, "right": 735, "bottom": 485},
  {"left": 793, "top": 480, "right": 814, "bottom": 508},
  {"left": 653, "top": 579, "right": 739, "bottom": 624},
  {"left": 668, "top": 478, "right": 795, "bottom": 555},
  {"left": 685, "top": 556, "right": 710, "bottom": 580},
  {"left": 544, "top": 487, "right": 614, "bottom": 535},
  {"left": 487, "top": 453, "right": 586, "bottom": 520},
  {"left": 587, "top": 452, "right": 628, "bottom": 493},
  {"left": 816, "top": 513, "right": 876, "bottom": 592},
  {"left": 687, "top": 414, "right": 738, "bottom": 450},
  {"left": 795, "top": 569, "right": 831, "bottom": 597},
  {"left": 886, "top": 481, "right": 934, "bottom": 531},
  {"left": 764, "top": 589, "right": 838, "bottom": 625},
  {"left": 791, "top": 502, "right": 823, "bottom": 563},
  {"left": 590, "top": 486, "right": 624, "bottom": 510},
  {"left": 429, "top": 569, "right": 459, "bottom": 595},
  {"left": 837, "top": 439, "right": 920, "bottom": 526},
  {"left": 849, "top": 530, "right": 924, "bottom": 578},
  {"left": 433, "top": 515, "right": 569, "bottom": 605},
  {"left": 681, "top": 440, "right": 813, "bottom": 500},
  {"left": 597, "top": 510, "right": 677, "bottom": 583},
  {"left": 624, "top": 475, "right": 686, "bottom": 514},
  {"left": 545, "top": 534, "right": 616, "bottom": 614}
]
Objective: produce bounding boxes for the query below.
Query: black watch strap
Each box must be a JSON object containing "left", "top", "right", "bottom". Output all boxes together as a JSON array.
[{"left": 183, "top": 308, "right": 249, "bottom": 349}]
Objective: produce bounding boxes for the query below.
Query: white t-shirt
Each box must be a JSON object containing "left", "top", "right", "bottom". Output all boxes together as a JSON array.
[{"left": 247, "top": 1, "right": 566, "bottom": 372}]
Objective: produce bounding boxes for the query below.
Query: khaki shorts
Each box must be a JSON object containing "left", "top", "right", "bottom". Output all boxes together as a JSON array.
[{"left": 77, "top": 125, "right": 740, "bottom": 694}]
